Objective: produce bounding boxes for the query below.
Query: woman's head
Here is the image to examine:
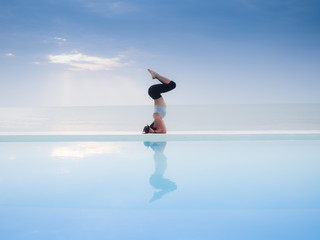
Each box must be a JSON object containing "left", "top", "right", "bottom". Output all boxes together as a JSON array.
[
  {"left": 143, "top": 122, "right": 156, "bottom": 134},
  {"left": 143, "top": 125, "right": 150, "bottom": 134}
]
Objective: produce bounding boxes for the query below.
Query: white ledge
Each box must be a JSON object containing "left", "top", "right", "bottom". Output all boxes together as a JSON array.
[{"left": 1, "top": 130, "right": 320, "bottom": 142}]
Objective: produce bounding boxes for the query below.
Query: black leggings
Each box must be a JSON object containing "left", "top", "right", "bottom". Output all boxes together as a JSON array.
[{"left": 148, "top": 81, "right": 176, "bottom": 100}]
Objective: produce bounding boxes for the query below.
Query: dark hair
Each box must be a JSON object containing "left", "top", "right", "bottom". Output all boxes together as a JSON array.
[
  {"left": 143, "top": 125, "right": 150, "bottom": 134},
  {"left": 143, "top": 122, "right": 156, "bottom": 134}
]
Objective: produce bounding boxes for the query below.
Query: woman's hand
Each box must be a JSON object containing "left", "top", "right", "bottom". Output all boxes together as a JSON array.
[{"left": 149, "top": 128, "right": 155, "bottom": 133}]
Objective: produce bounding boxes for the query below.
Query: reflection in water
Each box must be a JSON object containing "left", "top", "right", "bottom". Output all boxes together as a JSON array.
[
  {"left": 144, "top": 142, "right": 177, "bottom": 202},
  {"left": 52, "top": 142, "right": 121, "bottom": 158}
]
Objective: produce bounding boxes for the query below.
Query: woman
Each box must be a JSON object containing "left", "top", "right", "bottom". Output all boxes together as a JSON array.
[
  {"left": 143, "top": 69, "right": 176, "bottom": 134},
  {"left": 144, "top": 141, "right": 177, "bottom": 202}
]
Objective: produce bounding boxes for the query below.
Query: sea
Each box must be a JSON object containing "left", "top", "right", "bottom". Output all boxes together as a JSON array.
[{"left": 1, "top": 104, "right": 320, "bottom": 133}]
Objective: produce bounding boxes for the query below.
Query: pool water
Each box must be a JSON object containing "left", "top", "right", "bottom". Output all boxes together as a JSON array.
[{"left": 0, "top": 139, "right": 319, "bottom": 239}]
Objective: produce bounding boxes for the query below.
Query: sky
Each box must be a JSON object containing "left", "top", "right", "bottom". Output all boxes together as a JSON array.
[{"left": 0, "top": 0, "right": 320, "bottom": 106}]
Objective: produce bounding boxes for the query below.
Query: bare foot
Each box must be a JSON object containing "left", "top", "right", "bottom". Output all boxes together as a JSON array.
[{"left": 147, "top": 69, "right": 157, "bottom": 79}]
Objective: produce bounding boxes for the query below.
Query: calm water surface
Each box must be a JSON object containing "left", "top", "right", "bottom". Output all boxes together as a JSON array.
[
  {"left": 0, "top": 139, "right": 320, "bottom": 239},
  {"left": 1, "top": 104, "right": 320, "bottom": 132}
]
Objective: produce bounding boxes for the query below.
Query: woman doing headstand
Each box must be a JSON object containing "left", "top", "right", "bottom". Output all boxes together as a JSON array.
[{"left": 143, "top": 69, "right": 176, "bottom": 134}]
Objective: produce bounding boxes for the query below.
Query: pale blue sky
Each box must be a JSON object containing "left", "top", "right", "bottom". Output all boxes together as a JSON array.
[{"left": 1, "top": 0, "right": 319, "bottom": 106}]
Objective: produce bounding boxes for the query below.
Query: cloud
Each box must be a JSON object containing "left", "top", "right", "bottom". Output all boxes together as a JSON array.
[
  {"left": 48, "top": 52, "right": 128, "bottom": 71},
  {"left": 54, "top": 37, "right": 67, "bottom": 42},
  {"left": 5, "top": 53, "right": 15, "bottom": 57},
  {"left": 54, "top": 37, "right": 67, "bottom": 45}
]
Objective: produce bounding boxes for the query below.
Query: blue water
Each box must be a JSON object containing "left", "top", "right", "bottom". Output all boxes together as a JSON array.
[{"left": 0, "top": 139, "right": 319, "bottom": 239}]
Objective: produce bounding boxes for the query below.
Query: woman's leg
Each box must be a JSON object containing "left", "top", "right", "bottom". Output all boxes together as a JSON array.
[
  {"left": 147, "top": 69, "right": 176, "bottom": 106},
  {"left": 148, "top": 69, "right": 171, "bottom": 84},
  {"left": 148, "top": 82, "right": 176, "bottom": 102}
]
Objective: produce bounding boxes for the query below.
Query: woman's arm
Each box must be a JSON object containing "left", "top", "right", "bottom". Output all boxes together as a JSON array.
[{"left": 150, "top": 114, "right": 167, "bottom": 134}]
